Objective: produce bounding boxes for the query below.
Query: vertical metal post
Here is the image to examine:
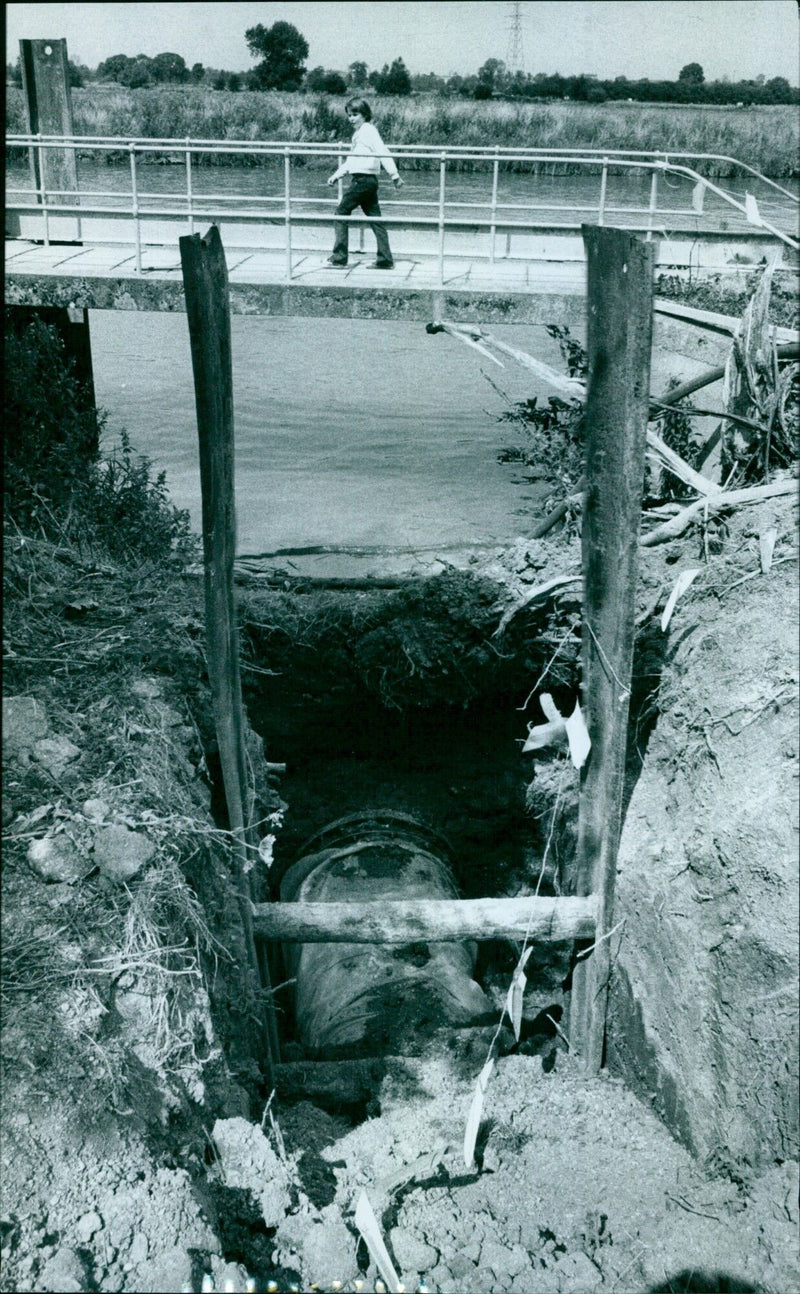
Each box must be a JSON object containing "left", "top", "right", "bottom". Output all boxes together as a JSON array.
[
  {"left": 489, "top": 149, "right": 500, "bottom": 264},
  {"left": 646, "top": 167, "right": 659, "bottom": 239},
  {"left": 284, "top": 148, "right": 292, "bottom": 281},
  {"left": 129, "top": 143, "right": 141, "bottom": 273},
  {"left": 598, "top": 160, "right": 609, "bottom": 225},
  {"left": 37, "top": 135, "right": 50, "bottom": 246},
  {"left": 179, "top": 225, "right": 280, "bottom": 1082},
  {"left": 437, "top": 153, "right": 447, "bottom": 286},
  {"left": 568, "top": 226, "right": 656, "bottom": 1072},
  {"left": 185, "top": 137, "right": 194, "bottom": 235}
]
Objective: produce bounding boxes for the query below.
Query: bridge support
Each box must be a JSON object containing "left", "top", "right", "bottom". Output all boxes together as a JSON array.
[
  {"left": 20, "top": 38, "right": 80, "bottom": 242},
  {"left": 5, "top": 303, "right": 98, "bottom": 448}
]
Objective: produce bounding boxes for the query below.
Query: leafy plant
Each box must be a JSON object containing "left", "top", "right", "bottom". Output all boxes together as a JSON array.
[
  {"left": 495, "top": 325, "right": 586, "bottom": 490},
  {"left": 4, "top": 314, "right": 197, "bottom": 566}
]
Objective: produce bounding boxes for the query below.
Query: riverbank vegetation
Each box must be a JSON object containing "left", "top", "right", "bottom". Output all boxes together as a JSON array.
[{"left": 6, "top": 86, "right": 799, "bottom": 176}]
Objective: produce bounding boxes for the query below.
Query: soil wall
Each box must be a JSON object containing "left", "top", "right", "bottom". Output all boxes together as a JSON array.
[{"left": 608, "top": 533, "right": 799, "bottom": 1173}]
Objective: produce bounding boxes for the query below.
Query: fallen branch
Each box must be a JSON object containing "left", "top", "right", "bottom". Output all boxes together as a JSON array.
[
  {"left": 494, "top": 572, "right": 582, "bottom": 636},
  {"left": 641, "top": 477, "right": 798, "bottom": 546}
]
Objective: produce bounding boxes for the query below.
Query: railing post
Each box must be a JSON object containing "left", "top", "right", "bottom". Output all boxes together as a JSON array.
[
  {"left": 437, "top": 152, "right": 447, "bottom": 286},
  {"left": 284, "top": 147, "right": 292, "bottom": 282},
  {"left": 185, "top": 137, "right": 194, "bottom": 235},
  {"left": 598, "top": 159, "right": 609, "bottom": 225},
  {"left": 36, "top": 134, "right": 50, "bottom": 246},
  {"left": 646, "top": 166, "right": 659, "bottom": 240},
  {"left": 568, "top": 226, "right": 656, "bottom": 1072},
  {"left": 489, "top": 148, "right": 499, "bottom": 264},
  {"left": 129, "top": 142, "right": 141, "bottom": 273}
]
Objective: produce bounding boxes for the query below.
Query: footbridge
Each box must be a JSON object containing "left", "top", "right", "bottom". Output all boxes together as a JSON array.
[{"left": 6, "top": 135, "right": 798, "bottom": 324}]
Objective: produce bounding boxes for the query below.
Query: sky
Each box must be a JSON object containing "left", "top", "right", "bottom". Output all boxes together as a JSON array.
[{"left": 5, "top": 1, "right": 799, "bottom": 83}]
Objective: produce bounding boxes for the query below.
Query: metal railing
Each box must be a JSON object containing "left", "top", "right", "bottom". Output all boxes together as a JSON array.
[{"left": 6, "top": 134, "right": 798, "bottom": 281}]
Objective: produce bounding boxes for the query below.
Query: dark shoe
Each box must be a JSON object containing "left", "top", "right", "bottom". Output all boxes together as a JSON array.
[
  {"left": 325, "top": 257, "right": 348, "bottom": 267},
  {"left": 370, "top": 260, "right": 394, "bottom": 269}
]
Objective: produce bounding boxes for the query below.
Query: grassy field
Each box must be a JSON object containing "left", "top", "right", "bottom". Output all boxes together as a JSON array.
[{"left": 6, "top": 86, "right": 799, "bottom": 175}]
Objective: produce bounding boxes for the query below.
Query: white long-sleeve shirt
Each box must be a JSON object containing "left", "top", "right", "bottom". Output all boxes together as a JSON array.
[{"left": 330, "top": 122, "right": 399, "bottom": 181}]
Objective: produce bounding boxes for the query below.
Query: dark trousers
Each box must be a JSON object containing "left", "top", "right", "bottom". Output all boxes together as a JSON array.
[{"left": 331, "top": 174, "right": 393, "bottom": 265}]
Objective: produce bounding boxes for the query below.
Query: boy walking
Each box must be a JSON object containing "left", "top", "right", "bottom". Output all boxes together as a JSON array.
[{"left": 326, "top": 98, "right": 404, "bottom": 268}]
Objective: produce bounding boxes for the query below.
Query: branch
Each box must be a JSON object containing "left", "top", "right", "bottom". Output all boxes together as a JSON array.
[{"left": 641, "top": 477, "right": 798, "bottom": 546}]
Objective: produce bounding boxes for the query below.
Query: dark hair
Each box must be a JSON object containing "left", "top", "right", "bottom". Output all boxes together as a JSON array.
[{"left": 345, "top": 97, "right": 372, "bottom": 121}]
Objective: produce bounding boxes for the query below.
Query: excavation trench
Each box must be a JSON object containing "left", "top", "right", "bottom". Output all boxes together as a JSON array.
[{"left": 239, "top": 570, "right": 583, "bottom": 1073}]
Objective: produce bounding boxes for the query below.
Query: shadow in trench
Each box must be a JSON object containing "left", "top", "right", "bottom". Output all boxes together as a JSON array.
[{"left": 647, "top": 1273, "right": 758, "bottom": 1293}]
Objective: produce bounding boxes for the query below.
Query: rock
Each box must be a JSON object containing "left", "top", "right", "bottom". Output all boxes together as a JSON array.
[
  {"left": 32, "top": 736, "right": 81, "bottom": 778},
  {"left": 556, "top": 1250, "right": 603, "bottom": 1291},
  {"left": 75, "top": 1210, "right": 102, "bottom": 1243},
  {"left": 449, "top": 1251, "right": 478, "bottom": 1280},
  {"left": 211, "top": 1117, "right": 292, "bottom": 1228},
  {"left": 82, "top": 798, "right": 110, "bottom": 822},
  {"left": 389, "top": 1226, "right": 438, "bottom": 1273},
  {"left": 137, "top": 1244, "right": 193, "bottom": 1294},
  {"left": 93, "top": 825, "right": 155, "bottom": 882},
  {"left": 129, "top": 1232, "right": 149, "bottom": 1265},
  {"left": 39, "top": 1246, "right": 89, "bottom": 1293},
  {"left": 157, "top": 704, "right": 183, "bottom": 728},
  {"left": 275, "top": 1205, "right": 359, "bottom": 1289},
  {"left": 132, "top": 679, "right": 162, "bottom": 700},
  {"left": 3, "top": 696, "right": 48, "bottom": 763},
  {"left": 28, "top": 836, "right": 92, "bottom": 885}
]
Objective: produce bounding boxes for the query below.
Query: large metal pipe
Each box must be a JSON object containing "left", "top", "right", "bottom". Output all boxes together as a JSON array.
[{"left": 280, "top": 811, "right": 493, "bottom": 1055}]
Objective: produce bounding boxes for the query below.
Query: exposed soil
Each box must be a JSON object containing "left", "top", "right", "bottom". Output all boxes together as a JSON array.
[{"left": 2, "top": 477, "right": 798, "bottom": 1293}]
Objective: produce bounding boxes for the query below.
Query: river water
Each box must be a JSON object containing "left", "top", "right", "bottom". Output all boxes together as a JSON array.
[
  {"left": 89, "top": 310, "right": 571, "bottom": 562},
  {"left": 13, "top": 157, "right": 788, "bottom": 567}
]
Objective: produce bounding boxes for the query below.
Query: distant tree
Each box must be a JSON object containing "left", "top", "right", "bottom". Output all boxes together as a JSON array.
[
  {"left": 7, "top": 58, "right": 22, "bottom": 86},
  {"left": 678, "top": 62, "right": 704, "bottom": 85},
  {"left": 151, "top": 52, "right": 189, "bottom": 83},
  {"left": 211, "top": 70, "right": 228, "bottom": 90},
  {"left": 97, "top": 53, "right": 132, "bottom": 82},
  {"left": 348, "top": 60, "right": 369, "bottom": 87},
  {"left": 306, "top": 66, "right": 327, "bottom": 91},
  {"left": 67, "top": 59, "right": 88, "bottom": 87},
  {"left": 227, "top": 72, "right": 242, "bottom": 91},
  {"left": 473, "top": 83, "right": 492, "bottom": 100},
  {"left": 245, "top": 20, "right": 309, "bottom": 90},
  {"left": 191, "top": 61, "right": 205, "bottom": 83},
  {"left": 375, "top": 57, "right": 411, "bottom": 95},
  {"left": 121, "top": 56, "right": 156, "bottom": 88},
  {"left": 411, "top": 71, "right": 446, "bottom": 93},
  {"left": 478, "top": 57, "right": 505, "bottom": 93}
]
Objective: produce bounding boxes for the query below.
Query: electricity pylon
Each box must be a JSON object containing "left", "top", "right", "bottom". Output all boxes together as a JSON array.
[{"left": 505, "top": 2, "right": 526, "bottom": 77}]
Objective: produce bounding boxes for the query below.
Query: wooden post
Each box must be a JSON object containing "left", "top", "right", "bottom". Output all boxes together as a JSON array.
[
  {"left": 568, "top": 225, "right": 655, "bottom": 1071},
  {"left": 19, "top": 38, "right": 80, "bottom": 241},
  {"left": 179, "top": 225, "right": 279, "bottom": 1079}
]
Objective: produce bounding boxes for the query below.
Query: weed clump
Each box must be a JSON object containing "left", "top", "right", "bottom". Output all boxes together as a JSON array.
[{"left": 4, "top": 312, "right": 197, "bottom": 568}]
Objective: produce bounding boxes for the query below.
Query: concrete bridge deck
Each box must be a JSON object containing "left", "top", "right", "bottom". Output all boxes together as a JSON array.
[{"left": 5, "top": 238, "right": 589, "bottom": 324}]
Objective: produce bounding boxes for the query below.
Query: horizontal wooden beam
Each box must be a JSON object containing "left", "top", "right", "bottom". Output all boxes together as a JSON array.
[{"left": 252, "top": 895, "right": 597, "bottom": 944}]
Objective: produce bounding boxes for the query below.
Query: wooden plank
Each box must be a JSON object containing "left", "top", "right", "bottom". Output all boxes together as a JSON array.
[
  {"left": 252, "top": 895, "right": 597, "bottom": 943},
  {"left": 179, "top": 225, "right": 279, "bottom": 1076},
  {"left": 654, "top": 296, "right": 799, "bottom": 345},
  {"left": 568, "top": 226, "right": 655, "bottom": 1072}
]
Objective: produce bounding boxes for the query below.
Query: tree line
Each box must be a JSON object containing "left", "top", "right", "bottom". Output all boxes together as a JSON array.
[{"left": 6, "top": 20, "right": 798, "bottom": 105}]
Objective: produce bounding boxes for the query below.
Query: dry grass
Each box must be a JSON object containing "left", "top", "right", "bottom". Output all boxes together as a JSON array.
[{"left": 6, "top": 86, "right": 799, "bottom": 175}]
